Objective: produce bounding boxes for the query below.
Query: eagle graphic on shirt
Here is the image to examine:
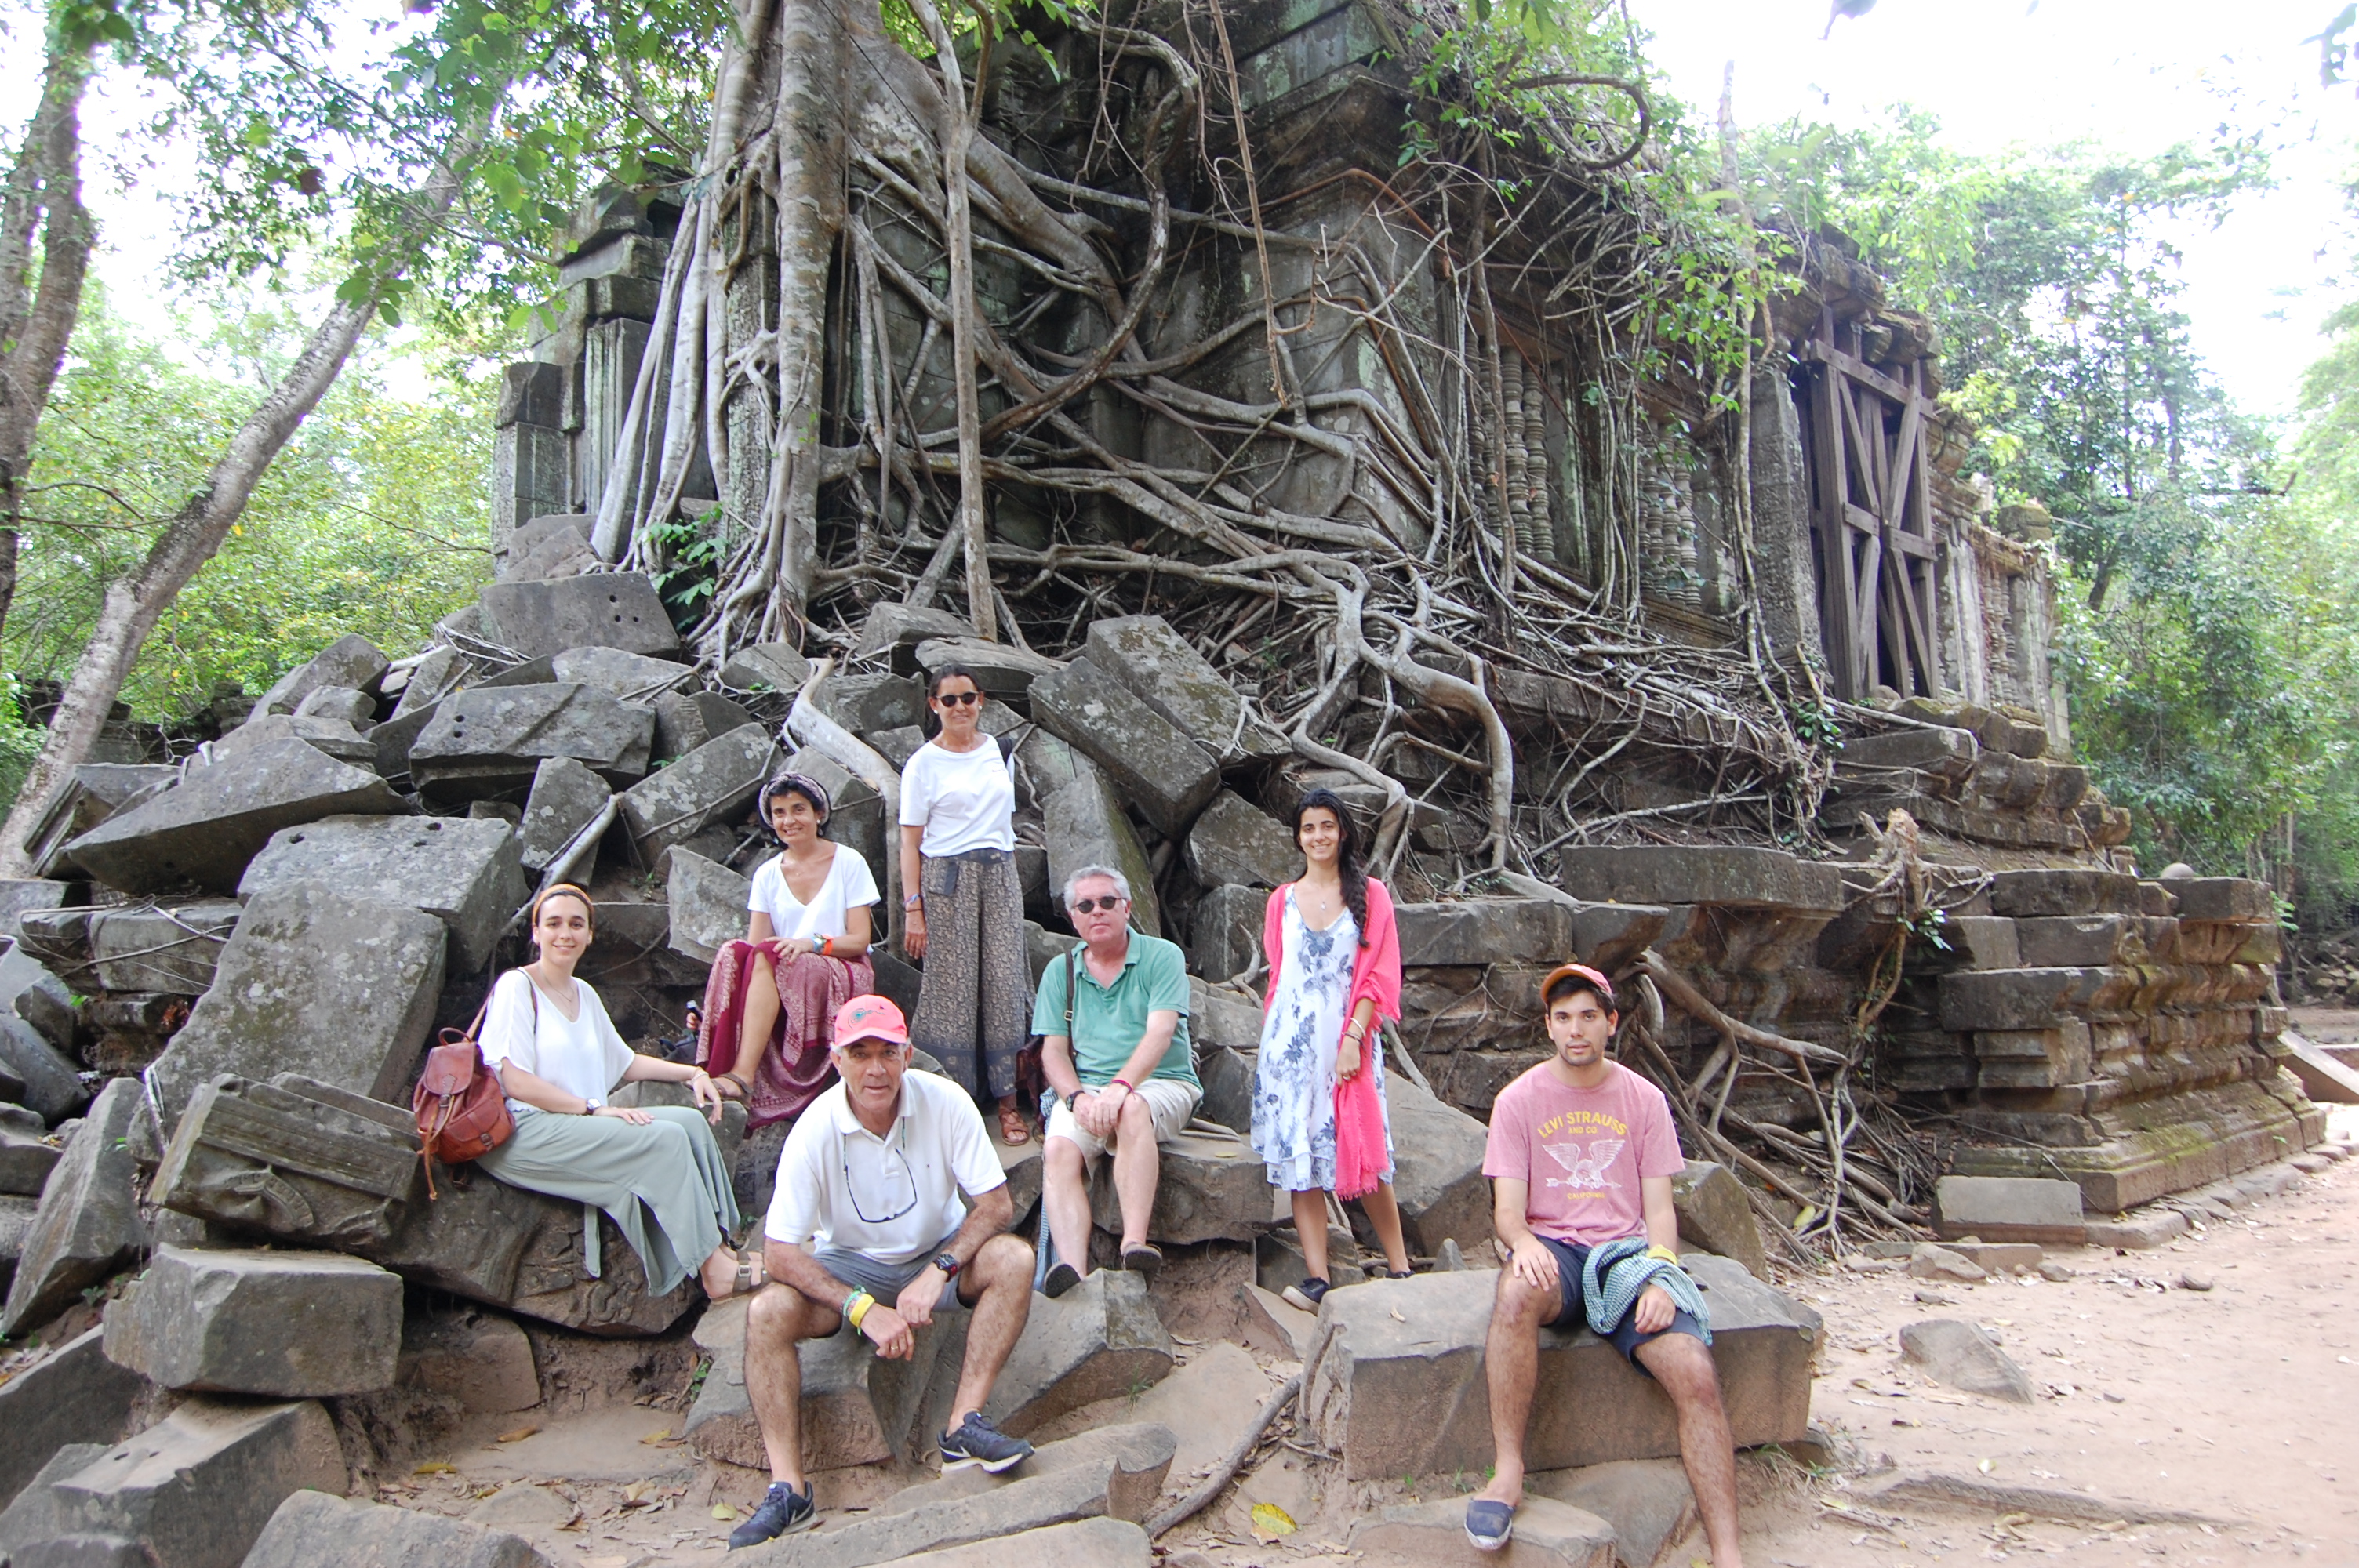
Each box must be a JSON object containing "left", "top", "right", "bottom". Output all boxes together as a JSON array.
[{"left": 1539, "top": 1137, "right": 1625, "bottom": 1192}]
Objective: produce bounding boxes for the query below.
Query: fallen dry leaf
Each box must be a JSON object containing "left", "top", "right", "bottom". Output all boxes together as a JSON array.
[
  {"left": 640, "top": 1428, "right": 672, "bottom": 1445},
  {"left": 413, "top": 1462, "right": 456, "bottom": 1475},
  {"left": 711, "top": 1503, "right": 739, "bottom": 1522},
  {"left": 623, "top": 1481, "right": 649, "bottom": 1503},
  {"left": 1249, "top": 1502, "right": 1296, "bottom": 1543},
  {"left": 1388, "top": 1307, "right": 1406, "bottom": 1323},
  {"left": 496, "top": 1426, "right": 540, "bottom": 1443}
]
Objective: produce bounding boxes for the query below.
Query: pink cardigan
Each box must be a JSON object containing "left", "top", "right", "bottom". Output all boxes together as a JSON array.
[{"left": 1260, "top": 876, "right": 1404, "bottom": 1032}]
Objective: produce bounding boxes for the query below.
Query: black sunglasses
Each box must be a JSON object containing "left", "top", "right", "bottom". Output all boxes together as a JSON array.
[
  {"left": 935, "top": 691, "right": 982, "bottom": 706},
  {"left": 1070, "top": 895, "right": 1126, "bottom": 915}
]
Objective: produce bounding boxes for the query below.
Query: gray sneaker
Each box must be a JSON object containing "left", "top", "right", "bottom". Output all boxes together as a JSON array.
[
  {"left": 940, "top": 1410, "right": 1034, "bottom": 1474},
  {"left": 728, "top": 1481, "right": 815, "bottom": 1548}
]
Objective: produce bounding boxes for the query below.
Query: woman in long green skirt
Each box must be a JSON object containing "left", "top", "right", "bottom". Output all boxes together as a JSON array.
[{"left": 476, "top": 885, "right": 758, "bottom": 1298}]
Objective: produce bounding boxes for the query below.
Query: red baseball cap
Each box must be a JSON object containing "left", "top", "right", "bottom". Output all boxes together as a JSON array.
[
  {"left": 1539, "top": 962, "right": 1616, "bottom": 1008},
  {"left": 831, "top": 994, "right": 909, "bottom": 1048}
]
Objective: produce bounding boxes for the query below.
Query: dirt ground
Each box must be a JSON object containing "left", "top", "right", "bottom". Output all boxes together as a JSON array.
[{"left": 361, "top": 1102, "right": 2359, "bottom": 1568}]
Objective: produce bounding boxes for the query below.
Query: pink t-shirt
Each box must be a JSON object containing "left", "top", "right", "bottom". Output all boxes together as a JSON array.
[{"left": 1483, "top": 1060, "right": 1684, "bottom": 1247}]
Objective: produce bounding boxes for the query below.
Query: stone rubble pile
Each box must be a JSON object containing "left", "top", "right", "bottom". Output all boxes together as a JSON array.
[{"left": 0, "top": 545, "right": 2321, "bottom": 1568}]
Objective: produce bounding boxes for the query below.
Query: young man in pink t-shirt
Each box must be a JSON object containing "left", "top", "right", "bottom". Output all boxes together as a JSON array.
[{"left": 1465, "top": 964, "right": 1745, "bottom": 1565}]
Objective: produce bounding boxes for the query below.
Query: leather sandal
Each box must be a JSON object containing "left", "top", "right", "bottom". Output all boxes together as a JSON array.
[
  {"left": 713, "top": 1071, "right": 752, "bottom": 1102},
  {"left": 718, "top": 1248, "right": 766, "bottom": 1300},
  {"left": 996, "top": 1101, "right": 1033, "bottom": 1146}
]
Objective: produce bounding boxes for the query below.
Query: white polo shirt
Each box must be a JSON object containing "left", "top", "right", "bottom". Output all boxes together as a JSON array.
[{"left": 766, "top": 1069, "right": 1005, "bottom": 1267}]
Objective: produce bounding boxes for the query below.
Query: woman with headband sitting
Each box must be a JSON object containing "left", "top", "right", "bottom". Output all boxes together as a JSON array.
[
  {"left": 699, "top": 771, "right": 881, "bottom": 1131},
  {"left": 476, "top": 884, "right": 756, "bottom": 1298}
]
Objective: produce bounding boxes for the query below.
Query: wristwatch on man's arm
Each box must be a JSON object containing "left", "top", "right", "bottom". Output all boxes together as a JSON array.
[{"left": 932, "top": 1251, "right": 961, "bottom": 1279}]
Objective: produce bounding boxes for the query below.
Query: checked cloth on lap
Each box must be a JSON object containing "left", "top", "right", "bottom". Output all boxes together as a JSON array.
[{"left": 1580, "top": 1236, "right": 1714, "bottom": 1344}]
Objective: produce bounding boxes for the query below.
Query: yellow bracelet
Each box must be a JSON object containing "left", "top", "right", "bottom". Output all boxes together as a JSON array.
[
  {"left": 847, "top": 1292, "right": 875, "bottom": 1330},
  {"left": 1645, "top": 1244, "right": 1680, "bottom": 1265}
]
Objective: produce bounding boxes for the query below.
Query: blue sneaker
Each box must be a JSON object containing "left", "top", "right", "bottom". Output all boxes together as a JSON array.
[
  {"left": 728, "top": 1480, "right": 815, "bottom": 1548},
  {"left": 1465, "top": 1497, "right": 1514, "bottom": 1552},
  {"left": 940, "top": 1410, "right": 1034, "bottom": 1473}
]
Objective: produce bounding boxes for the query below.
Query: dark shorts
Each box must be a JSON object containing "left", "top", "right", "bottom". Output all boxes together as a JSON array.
[
  {"left": 813, "top": 1230, "right": 964, "bottom": 1330},
  {"left": 1536, "top": 1236, "right": 1705, "bottom": 1374}
]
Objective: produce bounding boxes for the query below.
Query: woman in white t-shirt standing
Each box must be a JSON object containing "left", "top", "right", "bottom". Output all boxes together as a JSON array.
[
  {"left": 698, "top": 772, "right": 880, "bottom": 1130},
  {"left": 477, "top": 885, "right": 756, "bottom": 1299},
  {"left": 900, "top": 665, "right": 1030, "bottom": 1145}
]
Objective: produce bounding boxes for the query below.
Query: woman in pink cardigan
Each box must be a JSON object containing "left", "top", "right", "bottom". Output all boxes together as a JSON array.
[{"left": 1254, "top": 788, "right": 1414, "bottom": 1311}]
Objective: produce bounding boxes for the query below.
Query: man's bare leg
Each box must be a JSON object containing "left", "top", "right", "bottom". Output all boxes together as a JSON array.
[
  {"left": 1042, "top": 1136, "right": 1095, "bottom": 1273},
  {"left": 946, "top": 1233, "right": 1036, "bottom": 1422},
  {"left": 743, "top": 1279, "right": 834, "bottom": 1488},
  {"left": 1108, "top": 1095, "right": 1161, "bottom": 1250},
  {"left": 1635, "top": 1334, "right": 1743, "bottom": 1566},
  {"left": 1471, "top": 1269, "right": 1557, "bottom": 1507}
]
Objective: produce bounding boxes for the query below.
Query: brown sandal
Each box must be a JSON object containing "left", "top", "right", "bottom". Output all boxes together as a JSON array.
[
  {"left": 996, "top": 1101, "right": 1033, "bottom": 1147},
  {"left": 713, "top": 1071, "right": 751, "bottom": 1102},
  {"left": 714, "top": 1247, "right": 766, "bottom": 1301}
]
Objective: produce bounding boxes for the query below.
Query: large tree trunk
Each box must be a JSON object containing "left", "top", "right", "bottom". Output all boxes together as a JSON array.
[
  {"left": 0, "top": 27, "right": 98, "bottom": 648},
  {"left": 0, "top": 143, "right": 478, "bottom": 874}
]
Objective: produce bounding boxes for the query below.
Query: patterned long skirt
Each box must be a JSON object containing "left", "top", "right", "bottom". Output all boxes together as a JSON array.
[
  {"left": 912, "top": 849, "right": 1028, "bottom": 1102},
  {"left": 696, "top": 942, "right": 874, "bottom": 1130}
]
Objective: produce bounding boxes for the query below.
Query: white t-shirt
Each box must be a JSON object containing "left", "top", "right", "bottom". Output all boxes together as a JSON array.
[
  {"left": 477, "top": 970, "right": 637, "bottom": 1114},
  {"left": 766, "top": 1069, "right": 1005, "bottom": 1266},
  {"left": 899, "top": 739, "right": 1016, "bottom": 857},
  {"left": 747, "top": 843, "right": 880, "bottom": 942}
]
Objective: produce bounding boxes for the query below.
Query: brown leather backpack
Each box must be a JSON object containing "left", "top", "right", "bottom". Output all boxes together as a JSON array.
[{"left": 413, "top": 980, "right": 528, "bottom": 1195}]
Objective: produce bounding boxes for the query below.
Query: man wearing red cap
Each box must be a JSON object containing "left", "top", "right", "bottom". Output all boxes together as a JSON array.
[
  {"left": 729, "top": 994, "right": 1038, "bottom": 1548},
  {"left": 1463, "top": 964, "right": 1744, "bottom": 1565}
]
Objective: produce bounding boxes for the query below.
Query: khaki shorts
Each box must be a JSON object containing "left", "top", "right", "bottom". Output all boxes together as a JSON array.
[{"left": 1045, "top": 1078, "right": 1201, "bottom": 1163}]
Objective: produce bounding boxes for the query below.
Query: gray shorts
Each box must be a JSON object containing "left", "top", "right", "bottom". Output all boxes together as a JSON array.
[{"left": 813, "top": 1232, "right": 961, "bottom": 1328}]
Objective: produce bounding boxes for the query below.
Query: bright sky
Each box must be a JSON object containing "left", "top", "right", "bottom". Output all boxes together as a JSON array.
[{"left": 1630, "top": 0, "right": 2359, "bottom": 419}]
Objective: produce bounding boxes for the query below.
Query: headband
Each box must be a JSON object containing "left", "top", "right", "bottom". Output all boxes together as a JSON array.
[{"left": 758, "top": 771, "right": 831, "bottom": 826}]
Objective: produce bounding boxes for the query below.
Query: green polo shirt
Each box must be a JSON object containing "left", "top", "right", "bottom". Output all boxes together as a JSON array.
[{"left": 1030, "top": 931, "right": 1198, "bottom": 1089}]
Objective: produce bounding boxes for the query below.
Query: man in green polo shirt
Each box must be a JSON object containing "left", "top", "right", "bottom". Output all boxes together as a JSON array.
[{"left": 1034, "top": 863, "right": 1201, "bottom": 1297}]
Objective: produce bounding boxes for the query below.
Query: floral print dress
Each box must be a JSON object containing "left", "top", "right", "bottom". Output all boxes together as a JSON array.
[{"left": 1251, "top": 888, "right": 1394, "bottom": 1192}]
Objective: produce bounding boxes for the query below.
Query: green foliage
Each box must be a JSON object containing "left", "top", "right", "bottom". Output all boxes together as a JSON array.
[{"left": 9, "top": 284, "right": 493, "bottom": 720}]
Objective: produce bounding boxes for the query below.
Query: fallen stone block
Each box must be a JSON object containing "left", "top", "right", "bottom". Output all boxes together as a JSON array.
[
  {"left": 0, "top": 1123, "right": 59, "bottom": 1197},
  {"left": 1559, "top": 844, "right": 1844, "bottom": 912},
  {"left": 1, "top": 1079, "right": 148, "bottom": 1336},
  {"left": 548, "top": 645, "right": 690, "bottom": 702},
  {"left": 666, "top": 848, "right": 751, "bottom": 965},
  {"left": 760, "top": 1422, "right": 1172, "bottom": 1568},
  {"left": 292, "top": 687, "right": 375, "bottom": 729},
  {"left": 1931, "top": 1175, "right": 2085, "bottom": 1246},
  {"left": 1898, "top": 1319, "right": 2034, "bottom": 1403},
  {"left": 652, "top": 690, "right": 755, "bottom": 760},
  {"left": 0, "top": 1012, "right": 84, "bottom": 1123},
  {"left": 409, "top": 684, "right": 655, "bottom": 801},
  {"left": 1044, "top": 768, "right": 1161, "bottom": 938},
  {"left": 244, "top": 1489, "right": 552, "bottom": 1568},
  {"left": 683, "top": 1294, "right": 957, "bottom": 1471},
  {"left": 64, "top": 740, "right": 406, "bottom": 895},
  {"left": 914, "top": 637, "right": 1063, "bottom": 700},
  {"left": 23, "top": 767, "right": 177, "bottom": 879},
  {"left": 1303, "top": 1260, "right": 1819, "bottom": 1480},
  {"left": 1256, "top": 1228, "right": 1365, "bottom": 1296},
  {"left": 616, "top": 723, "right": 780, "bottom": 864},
  {"left": 1528, "top": 1457, "right": 1696, "bottom": 1568},
  {"left": 985, "top": 1269, "right": 1173, "bottom": 1436},
  {"left": 391, "top": 645, "right": 466, "bottom": 717},
  {"left": 1083, "top": 615, "right": 1285, "bottom": 760},
  {"left": 2080, "top": 1208, "right": 2187, "bottom": 1250},
  {"left": 102, "top": 1246, "right": 402, "bottom": 1396},
  {"left": 1907, "top": 1244, "right": 1987, "bottom": 1283},
  {"left": 1184, "top": 791, "right": 1300, "bottom": 890},
  {"left": 2168, "top": 877, "right": 2274, "bottom": 923},
  {"left": 1352, "top": 1497, "right": 1616, "bottom": 1566},
  {"left": 85, "top": 900, "right": 240, "bottom": 996},
  {"left": 152, "top": 1074, "right": 696, "bottom": 1336},
  {"left": 1382, "top": 1069, "right": 1492, "bottom": 1257},
  {"left": 14, "top": 908, "right": 92, "bottom": 985},
  {"left": 398, "top": 1308, "right": 540, "bottom": 1414},
  {"left": 1395, "top": 898, "right": 1573, "bottom": 967},
  {"left": 149, "top": 885, "right": 447, "bottom": 1130},
  {"left": 0, "top": 953, "right": 74, "bottom": 1062},
  {"left": 1196, "top": 1043, "right": 1254, "bottom": 1133},
  {"left": 1939, "top": 1242, "right": 2043, "bottom": 1276},
  {"left": 1090, "top": 1127, "right": 1264, "bottom": 1245},
  {"left": 518, "top": 757, "right": 612, "bottom": 877},
  {"left": 1189, "top": 882, "right": 1262, "bottom": 981},
  {"left": 1985, "top": 869, "right": 2139, "bottom": 919},
  {"left": 1669, "top": 1161, "right": 1768, "bottom": 1279},
  {"left": 883, "top": 1517, "right": 1149, "bottom": 1568},
  {"left": 217, "top": 712, "right": 382, "bottom": 771},
  {"left": 0, "top": 1330, "right": 145, "bottom": 1509},
  {"left": 256, "top": 634, "right": 391, "bottom": 717},
  {"left": 2281, "top": 1032, "right": 2359, "bottom": 1106},
  {"left": 1030, "top": 656, "right": 1219, "bottom": 837},
  {"left": 240, "top": 815, "right": 526, "bottom": 975},
  {"left": 809, "top": 672, "right": 925, "bottom": 735},
  {"left": 0, "top": 884, "right": 67, "bottom": 946},
  {"left": 477, "top": 573, "right": 682, "bottom": 660},
  {"left": 718, "top": 641, "right": 814, "bottom": 693},
  {"left": 850, "top": 604, "right": 975, "bottom": 671},
  {"left": 38, "top": 1397, "right": 346, "bottom": 1568},
  {"left": 1190, "top": 982, "right": 1264, "bottom": 1058},
  {"left": 0, "top": 1444, "right": 111, "bottom": 1554}
]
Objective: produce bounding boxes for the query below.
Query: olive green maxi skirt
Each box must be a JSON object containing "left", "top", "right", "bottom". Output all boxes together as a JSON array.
[{"left": 477, "top": 1104, "right": 741, "bottom": 1296}]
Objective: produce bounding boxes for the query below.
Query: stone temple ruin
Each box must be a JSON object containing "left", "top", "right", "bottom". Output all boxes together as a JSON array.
[{"left": 0, "top": 0, "right": 2330, "bottom": 1561}]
